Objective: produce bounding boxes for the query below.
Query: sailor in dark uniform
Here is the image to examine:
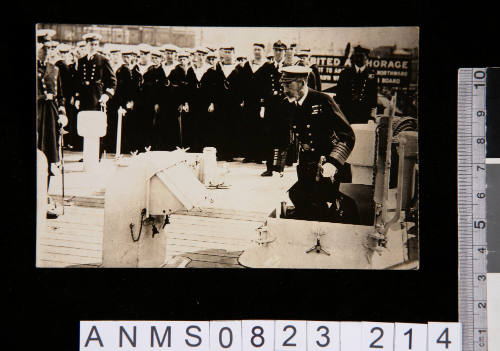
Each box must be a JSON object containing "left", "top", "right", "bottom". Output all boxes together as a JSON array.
[
  {"left": 155, "top": 44, "right": 178, "bottom": 151},
  {"left": 206, "top": 51, "right": 217, "bottom": 68},
  {"left": 261, "top": 40, "right": 291, "bottom": 176},
  {"left": 110, "top": 46, "right": 139, "bottom": 154},
  {"left": 236, "top": 54, "right": 247, "bottom": 67},
  {"left": 185, "top": 47, "right": 212, "bottom": 152},
  {"left": 239, "top": 42, "right": 273, "bottom": 163},
  {"left": 335, "top": 45, "right": 378, "bottom": 124},
  {"left": 296, "top": 48, "right": 322, "bottom": 91},
  {"left": 103, "top": 44, "right": 124, "bottom": 153},
  {"left": 281, "top": 66, "right": 358, "bottom": 223},
  {"left": 168, "top": 50, "right": 192, "bottom": 149},
  {"left": 55, "top": 43, "right": 79, "bottom": 151},
  {"left": 207, "top": 45, "right": 244, "bottom": 161},
  {"left": 128, "top": 44, "right": 158, "bottom": 152}
]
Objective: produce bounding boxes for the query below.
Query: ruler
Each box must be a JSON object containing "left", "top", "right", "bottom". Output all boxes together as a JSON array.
[{"left": 458, "top": 68, "right": 488, "bottom": 351}]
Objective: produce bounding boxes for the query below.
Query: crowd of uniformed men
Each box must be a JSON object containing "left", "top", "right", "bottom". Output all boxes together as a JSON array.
[{"left": 38, "top": 28, "right": 379, "bottom": 222}]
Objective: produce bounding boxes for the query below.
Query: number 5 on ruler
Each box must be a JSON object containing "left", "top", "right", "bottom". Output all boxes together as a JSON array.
[
  {"left": 362, "top": 322, "right": 394, "bottom": 351},
  {"left": 394, "top": 323, "right": 427, "bottom": 351}
]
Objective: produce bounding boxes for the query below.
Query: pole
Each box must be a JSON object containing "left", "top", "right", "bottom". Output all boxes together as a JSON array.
[
  {"left": 178, "top": 109, "right": 183, "bottom": 148},
  {"left": 58, "top": 122, "right": 66, "bottom": 215},
  {"left": 115, "top": 107, "right": 124, "bottom": 159}
]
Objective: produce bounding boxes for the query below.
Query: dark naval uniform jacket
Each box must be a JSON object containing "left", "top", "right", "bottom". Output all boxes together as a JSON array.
[
  {"left": 75, "top": 53, "right": 117, "bottom": 111},
  {"left": 288, "top": 88, "right": 357, "bottom": 222},
  {"left": 291, "top": 88, "right": 355, "bottom": 172},
  {"left": 37, "top": 60, "right": 65, "bottom": 169},
  {"left": 335, "top": 65, "right": 377, "bottom": 124}
]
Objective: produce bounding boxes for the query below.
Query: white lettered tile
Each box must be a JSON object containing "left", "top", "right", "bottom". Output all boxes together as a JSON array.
[
  {"left": 80, "top": 321, "right": 115, "bottom": 351},
  {"left": 427, "top": 322, "right": 461, "bottom": 351},
  {"left": 394, "top": 323, "right": 427, "bottom": 351},
  {"left": 275, "top": 320, "right": 307, "bottom": 351},
  {"left": 361, "top": 322, "right": 394, "bottom": 351},
  {"left": 173, "top": 321, "right": 210, "bottom": 351},
  {"left": 210, "top": 320, "right": 242, "bottom": 351},
  {"left": 307, "top": 321, "right": 340, "bottom": 351},
  {"left": 242, "top": 320, "right": 275, "bottom": 351},
  {"left": 144, "top": 321, "right": 176, "bottom": 350}
]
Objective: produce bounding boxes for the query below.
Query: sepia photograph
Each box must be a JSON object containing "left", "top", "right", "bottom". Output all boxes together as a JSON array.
[{"left": 35, "top": 24, "right": 419, "bottom": 269}]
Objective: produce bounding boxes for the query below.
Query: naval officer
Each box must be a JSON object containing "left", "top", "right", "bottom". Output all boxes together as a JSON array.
[
  {"left": 281, "top": 66, "right": 359, "bottom": 223},
  {"left": 74, "top": 33, "right": 117, "bottom": 112},
  {"left": 335, "top": 45, "right": 378, "bottom": 124}
]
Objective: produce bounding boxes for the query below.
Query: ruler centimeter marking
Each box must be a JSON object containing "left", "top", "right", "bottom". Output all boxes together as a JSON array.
[{"left": 458, "top": 68, "right": 488, "bottom": 351}]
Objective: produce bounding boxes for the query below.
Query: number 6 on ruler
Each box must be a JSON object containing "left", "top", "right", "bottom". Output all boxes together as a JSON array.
[
  {"left": 362, "top": 322, "right": 394, "bottom": 351},
  {"left": 275, "top": 320, "right": 307, "bottom": 350}
]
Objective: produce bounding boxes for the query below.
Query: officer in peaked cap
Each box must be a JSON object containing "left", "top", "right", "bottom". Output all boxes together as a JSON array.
[
  {"left": 279, "top": 66, "right": 359, "bottom": 223},
  {"left": 74, "top": 32, "right": 116, "bottom": 110},
  {"left": 335, "top": 44, "right": 378, "bottom": 124},
  {"left": 260, "top": 39, "right": 289, "bottom": 175},
  {"left": 272, "top": 40, "right": 286, "bottom": 68},
  {"left": 296, "top": 48, "right": 322, "bottom": 91},
  {"left": 37, "top": 29, "right": 67, "bottom": 219}
]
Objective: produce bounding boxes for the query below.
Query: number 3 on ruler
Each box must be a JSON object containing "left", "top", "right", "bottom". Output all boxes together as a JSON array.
[{"left": 427, "top": 322, "right": 461, "bottom": 351}]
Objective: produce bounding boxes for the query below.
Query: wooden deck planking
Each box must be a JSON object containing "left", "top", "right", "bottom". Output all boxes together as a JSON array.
[
  {"left": 38, "top": 205, "right": 104, "bottom": 268},
  {"left": 38, "top": 237, "right": 102, "bottom": 250}
]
